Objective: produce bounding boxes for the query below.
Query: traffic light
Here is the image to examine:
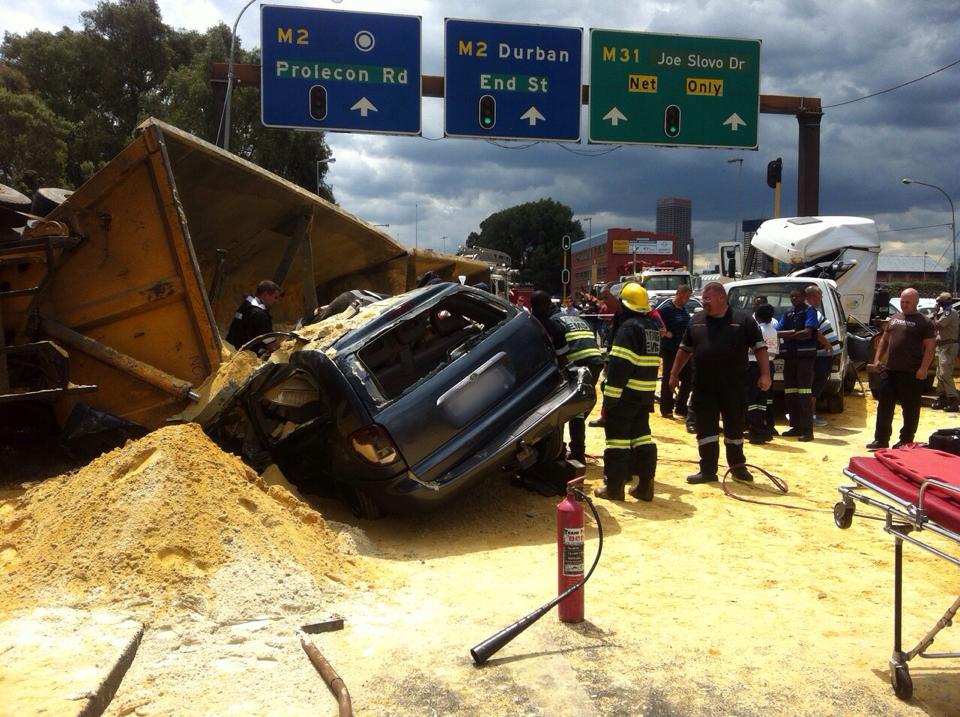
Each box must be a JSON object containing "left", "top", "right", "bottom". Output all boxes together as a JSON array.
[
  {"left": 309, "top": 85, "right": 328, "bottom": 121},
  {"left": 478, "top": 94, "right": 496, "bottom": 130},
  {"left": 663, "top": 104, "right": 681, "bottom": 138},
  {"left": 561, "top": 234, "right": 571, "bottom": 251},
  {"left": 767, "top": 157, "right": 782, "bottom": 188}
]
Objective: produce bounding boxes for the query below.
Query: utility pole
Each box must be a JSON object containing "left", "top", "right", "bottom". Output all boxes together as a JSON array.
[{"left": 222, "top": 0, "right": 257, "bottom": 151}]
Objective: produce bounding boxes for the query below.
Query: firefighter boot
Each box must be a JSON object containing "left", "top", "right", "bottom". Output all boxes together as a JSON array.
[
  {"left": 932, "top": 394, "right": 947, "bottom": 410},
  {"left": 629, "top": 443, "right": 657, "bottom": 502},
  {"left": 597, "top": 449, "right": 629, "bottom": 501},
  {"left": 946, "top": 396, "right": 960, "bottom": 413}
]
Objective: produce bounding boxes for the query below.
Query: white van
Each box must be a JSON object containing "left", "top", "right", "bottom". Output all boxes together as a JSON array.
[{"left": 725, "top": 276, "right": 864, "bottom": 413}]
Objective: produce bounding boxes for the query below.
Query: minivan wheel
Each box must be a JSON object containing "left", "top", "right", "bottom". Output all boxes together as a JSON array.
[
  {"left": 536, "top": 427, "right": 565, "bottom": 463},
  {"left": 339, "top": 484, "right": 385, "bottom": 520},
  {"left": 825, "top": 390, "right": 844, "bottom": 414}
]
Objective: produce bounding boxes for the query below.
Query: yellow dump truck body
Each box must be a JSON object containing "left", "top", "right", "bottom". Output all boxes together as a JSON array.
[{"left": 2, "top": 118, "right": 487, "bottom": 429}]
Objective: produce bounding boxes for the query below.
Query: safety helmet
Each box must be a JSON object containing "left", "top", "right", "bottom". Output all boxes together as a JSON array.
[{"left": 620, "top": 282, "right": 650, "bottom": 313}]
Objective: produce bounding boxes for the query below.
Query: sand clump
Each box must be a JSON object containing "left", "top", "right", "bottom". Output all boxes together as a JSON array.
[{"left": 0, "top": 423, "right": 359, "bottom": 619}]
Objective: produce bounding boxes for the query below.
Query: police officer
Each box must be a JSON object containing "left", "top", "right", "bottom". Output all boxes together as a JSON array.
[
  {"left": 932, "top": 291, "right": 959, "bottom": 412},
  {"left": 670, "top": 282, "right": 770, "bottom": 484},
  {"left": 776, "top": 287, "right": 819, "bottom": 441},
  {"left": 530, "top": 291, "right": 604, "bottom": 463},
  {"left": 596, "top": 283, "right": 660, "bottom": 502},
  {"left": 226, "top": 280, "right": 282, "bottom": 356}
]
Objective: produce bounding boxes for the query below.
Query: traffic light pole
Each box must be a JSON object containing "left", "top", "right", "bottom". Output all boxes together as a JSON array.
[{"left": 211, "top": 64, "right": 822, "bottom": 216}]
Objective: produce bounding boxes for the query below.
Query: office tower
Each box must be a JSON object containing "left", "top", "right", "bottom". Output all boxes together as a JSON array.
[{"left": 656, "top": 197, "right": 692, "bottom": 266}]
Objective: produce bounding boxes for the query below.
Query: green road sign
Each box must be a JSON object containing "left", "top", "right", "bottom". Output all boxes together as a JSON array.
[{"left": 589, "top": 30, "right": 761, "bottom": 148}]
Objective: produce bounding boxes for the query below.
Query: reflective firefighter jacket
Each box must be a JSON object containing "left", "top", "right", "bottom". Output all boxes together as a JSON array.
[
  {"left": 553, "top": 313, "right": 604, "bottom": 367},
  {"left": 603, "top": 314, "right": 661, "bottom": 407}
]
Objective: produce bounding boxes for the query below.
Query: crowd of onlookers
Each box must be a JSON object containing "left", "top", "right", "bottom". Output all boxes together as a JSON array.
[{"left": 530, "top": 279, "right": 959, "bottom": 501}]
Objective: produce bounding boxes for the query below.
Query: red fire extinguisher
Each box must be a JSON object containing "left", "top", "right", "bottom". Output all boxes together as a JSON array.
[{"left": 557, "top": 478, "right": 585, "bottom": 623}]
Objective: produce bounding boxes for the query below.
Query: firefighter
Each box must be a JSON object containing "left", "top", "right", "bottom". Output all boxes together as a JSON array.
[
  {"left": 596, "top": 282, "right": 660, "bottom": 502},
  {"left": 530, "top": 291, "right": 603, "bottom": 463},
  {"left": 669, "top": 282, "right": 770, "bottom": 484}
]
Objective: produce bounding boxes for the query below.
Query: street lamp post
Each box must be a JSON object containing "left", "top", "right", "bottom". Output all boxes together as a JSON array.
[
  {"left": 315, "top": 157, "right": 335, "bottom": 196},
  {"left": 902, "top": 178, "right": 957, "bottom": 296},
  {"left": 222, "top": 0, "right": 257, "bottom": 152},
  {"left": 727, "top": 157, "right": 744, "bottom": 250}
]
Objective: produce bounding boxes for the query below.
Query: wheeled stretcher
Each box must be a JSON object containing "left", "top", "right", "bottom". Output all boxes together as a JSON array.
[{"left": 835, "top": 445, "right": 960, "bottom": 701}]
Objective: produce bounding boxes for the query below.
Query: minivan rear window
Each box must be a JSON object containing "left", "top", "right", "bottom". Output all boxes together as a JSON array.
[{"left": 358, "top": 294, "right": 509, "bottom": 400}]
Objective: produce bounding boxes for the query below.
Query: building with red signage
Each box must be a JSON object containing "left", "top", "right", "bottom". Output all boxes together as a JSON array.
[{"left": 571, "top": 228, "right": 680, "bottom": 293}]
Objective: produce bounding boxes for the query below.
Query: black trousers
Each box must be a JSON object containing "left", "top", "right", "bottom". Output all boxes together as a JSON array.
[
  {"left": 783, "top": 356, "right": 815, "bottom": 431},
  {"left": 603, "top": 401, "right": 657, "bottom": 487},
  {"left": 660, "top": 346, "right": 692, "bottom": 415},
  {"left": 567, "top": 364, "right": 602, "bottom": 460},
  {"left": 874, "top": 369, "right": 924, "bottom": 444},
  {"left": 746, "top": 362, "right": 770, "bottom": 436},
  {"left": 692, "top": 379, "right": 747, "bottom": 475}
]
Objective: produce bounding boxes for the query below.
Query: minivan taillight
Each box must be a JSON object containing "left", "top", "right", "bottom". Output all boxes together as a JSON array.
[{"left": 349, "top": 424, "right": 401, "bottom": 465}]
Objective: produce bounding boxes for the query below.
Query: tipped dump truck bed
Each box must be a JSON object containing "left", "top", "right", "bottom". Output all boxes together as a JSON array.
[{"left": 1, "top": 119, "right": 486, "bottom": 429}]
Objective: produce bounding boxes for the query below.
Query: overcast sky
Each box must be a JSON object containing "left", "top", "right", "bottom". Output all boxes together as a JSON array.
[{"left": 5, "top": 0, "right": 959, "bottom": 271}]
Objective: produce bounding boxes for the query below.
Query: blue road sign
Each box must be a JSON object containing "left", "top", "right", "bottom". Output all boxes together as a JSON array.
[
  {"left": 444, "top": 19, "right": 582, "bottom": 142},
  {"left": 260, "top": 6, "right": 421, "bottom": 135}
]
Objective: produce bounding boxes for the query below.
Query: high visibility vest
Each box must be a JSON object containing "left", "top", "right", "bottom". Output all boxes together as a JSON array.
[{"left": 555, "top": 314, "right": 603, "bottom": 365}]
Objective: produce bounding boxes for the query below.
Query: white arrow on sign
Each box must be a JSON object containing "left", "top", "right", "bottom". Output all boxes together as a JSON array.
[
  {"left": 350, "top": 97, "right": 378, "bottom": 117},
  {"left": 723, "top": 113, "right": 746, "bottom": 131},
  {"left": 520, "top": 107, "right": 545, "bottom": 126},
  {"left": 603, "top": 107, "right": 627, "bottom": 126}
]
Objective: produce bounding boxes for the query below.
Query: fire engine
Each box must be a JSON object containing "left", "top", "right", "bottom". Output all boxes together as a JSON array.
[{"left": 618, "top": 260, "right": 693, "bottom": 306}]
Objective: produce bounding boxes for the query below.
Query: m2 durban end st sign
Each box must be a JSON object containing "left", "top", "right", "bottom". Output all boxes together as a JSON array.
[
  {"left": 589, "top": 30, "right": 760, "bottom": 148},
  {"left": 261, "top": 6, "right": 421, "bottom": 135},
  {"left": 445, "top": 19, "right": 582, "bottom": 142}
]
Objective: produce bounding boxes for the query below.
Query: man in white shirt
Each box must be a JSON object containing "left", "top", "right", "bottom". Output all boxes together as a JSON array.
[{"left": 747, "top": 302, "right": 779, "bottom": 443}]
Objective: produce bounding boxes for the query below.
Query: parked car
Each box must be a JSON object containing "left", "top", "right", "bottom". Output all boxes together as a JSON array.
[
  {"left": 201, "top": 283, "right": 595, "bottom": 518},
  {"left": 655, "top": 296, "right": 703, "bottom": 314},
  {"left": 725, "top": 277, "right": 870, "bottom": 413}
]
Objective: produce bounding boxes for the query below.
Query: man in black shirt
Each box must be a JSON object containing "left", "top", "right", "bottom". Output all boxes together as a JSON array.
[
  {"left": 226, "top": 280, "right": 282, "bottom": 356},
  {"left": 657, "top": 285, "right": 693, "bottom": 418},
  {"left": 669, "top": 282, "right": 771, "bottom": 484}
]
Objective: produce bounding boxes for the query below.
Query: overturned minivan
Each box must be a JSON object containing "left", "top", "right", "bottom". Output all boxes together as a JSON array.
[{"left": 201, "top": 283, "right": 595, "bottom": 517}]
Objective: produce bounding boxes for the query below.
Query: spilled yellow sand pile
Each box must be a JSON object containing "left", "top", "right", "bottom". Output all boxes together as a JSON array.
[
  {"left": 271, "top": 295, "right": 402, "bottom": 362},
  {"left": 0, "top": 424, "right": 358, "bottom": 618}
]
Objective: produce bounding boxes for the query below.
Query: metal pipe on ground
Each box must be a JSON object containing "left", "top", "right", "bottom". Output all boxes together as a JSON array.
[{"left": 298, "top": 630, "right": 352, "bottom": 717}]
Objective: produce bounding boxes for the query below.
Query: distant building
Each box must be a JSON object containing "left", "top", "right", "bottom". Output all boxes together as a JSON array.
[
  {"left": 656, "top": 197, "right": 691, "bottom": 266},
  {"left": 876, "top": 254, "right": 947, "bottom": 284},
  {"left": 571, "top": 228, "right": 681, "bottom": 291}
]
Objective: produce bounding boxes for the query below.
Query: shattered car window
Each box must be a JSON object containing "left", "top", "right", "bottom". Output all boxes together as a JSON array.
[{"left": 358, "top": 294, "right": 509, "bottom": 400}]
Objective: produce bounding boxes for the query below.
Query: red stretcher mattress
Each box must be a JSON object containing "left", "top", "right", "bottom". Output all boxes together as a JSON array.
[{"left": 848, "top": 446, "right": 960, "bottom": 534}]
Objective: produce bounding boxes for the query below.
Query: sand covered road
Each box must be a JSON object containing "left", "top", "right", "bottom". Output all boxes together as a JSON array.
[
  {"left": 2, "top": 385, "right": 958, "bottom": 715},
  {"left": 310, "top": 388, "right": 959, "bottom": 716}
]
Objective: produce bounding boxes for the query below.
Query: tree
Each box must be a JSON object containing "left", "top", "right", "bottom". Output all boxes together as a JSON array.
[
  {"left": 467, "top": 199, "right": 584, "bottom": 293},
  {"left": 0, "top": 87, "right": 70, "bottom": 192},
  {"left": 1, "top": 1, "right": 336, "bottom": 199}
]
